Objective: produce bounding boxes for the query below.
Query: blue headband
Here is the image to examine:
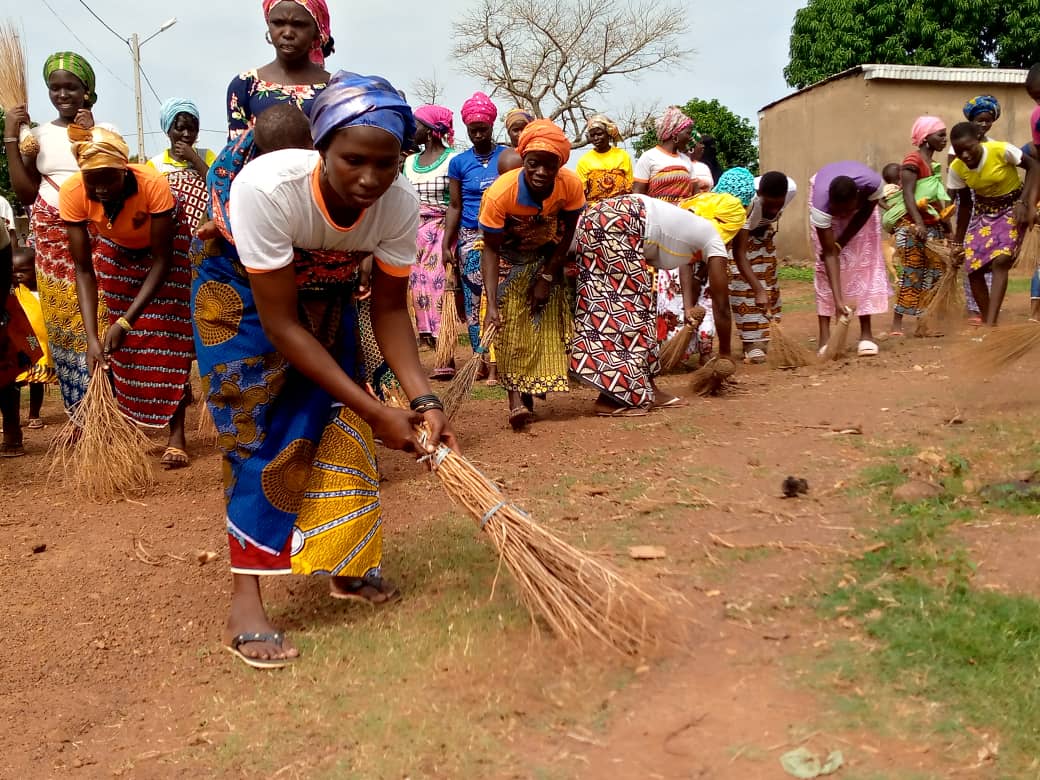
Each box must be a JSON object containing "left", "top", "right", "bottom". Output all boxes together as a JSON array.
[
  {"left": 310, "top": 70, "right": 414, "bottom": 149},
  {"left": 160, "top": 98, "right": 200, "bottom": 134}
]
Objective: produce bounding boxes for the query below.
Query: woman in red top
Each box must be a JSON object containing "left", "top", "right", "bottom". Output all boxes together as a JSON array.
[{"left": 59, "top": 126, "right": 194, "bottom": 467}]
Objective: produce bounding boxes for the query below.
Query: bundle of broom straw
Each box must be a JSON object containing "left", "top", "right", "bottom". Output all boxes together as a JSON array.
[
  {"left": 0, "top": 21, "right": 35, "bottom": 156},
  {"left": 442, "top": 323, "right": 498, "bottom": 419},
  {"left": 49, "top": 370, "right": 155, "bottom": 502},
  {"left": 658, "top": 305, "right": 705, "bottom": 372},
  {"left": 195, "top": 399, "right": 218, "bottom": 445},
  {"left": 434, "top": 278, "right": 461, "bottom": 370},
  {"left": 689, "top": 356, "right": 736, "bottom": 396},
  {"left": 915, "top": 239, "right": 963, "bottom": 336},
  {"left": 820, "top": 305, "right": 855, "bottom": 361},
  {"left": 1015, "top": 225, "right": 1040, "bottom": 271},
  {"left": 391, "top": 397, "right": 667, "bottom": 654},
  {"left": 966, "top": 321, "right": 1040, "bottom": 376},
  {"left": 766, "top": 312, "right": 814, "bottom": 369}
]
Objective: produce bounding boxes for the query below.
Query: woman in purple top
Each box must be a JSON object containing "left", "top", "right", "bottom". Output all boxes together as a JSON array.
[{"left": 808, "top": 161, "right": 889, "bottom": 357}]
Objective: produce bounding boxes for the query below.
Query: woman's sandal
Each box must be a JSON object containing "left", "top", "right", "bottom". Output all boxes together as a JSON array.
[
  {"left": 224, "top": 631, "right": 296, "bottom": 670},
  {"left": 509, "top": 407, "right": 533, "bottom": 430},
  {"left": 26, "top": 418, "right": 44, "bottom": 430},
  {"left": 160, "top": 446, "right": 190, "bottom": 470},
  {"left": 595, "top": 405, "right": 650, "bottom": 417},
  {"left": 0, "top": 441, "right": 25, "bottom": 458},
  {"left": 330, "top": 576, "right": 400, "bottom": 606}
]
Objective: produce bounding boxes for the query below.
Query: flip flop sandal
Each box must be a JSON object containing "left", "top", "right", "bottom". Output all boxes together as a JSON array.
[
  {"left": 160, "top": 446, "right": 190, "bottom": 470},
  {"left": 509, "top": 407, "right": 533, "bottom": 430},
  {"left": 657, "top": 397, "right": 687, "bottom": 409},
  {"left": 26, "top": 418, "right": 44, "bottom": 429},
  {"left": 744, "top": 347, "right": 766, "bottom": 364},
  {"left": 0, "top": 441, "right": 25, "bottom": 458},
  {"left": 596, "top": 406, "right": 650, "bottom": 417},
  {"left": 330, "top": 577, "right": 400, "bottom": 605},
  {"left": 429, "top": 368, "right": 457, "bottom": 381},
  {"left": 225, "top": 632, "right": 296, "bottom": 670},
  {"left": 857, "top": 340, "right": 879, "bottom": 357}
]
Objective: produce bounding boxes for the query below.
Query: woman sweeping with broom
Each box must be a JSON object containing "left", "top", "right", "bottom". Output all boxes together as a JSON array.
[
  {"left": 478, "top": 119, "right": 585, "bottom": 430},
  {"left": 569, "top": 194, "right": 731, "bottom": 416},
  {"left": 194, "top": 71, "right": 457, "bottom": 668},
  {"left": 59, "top": 125, "right": 195, "bottom": 468}
]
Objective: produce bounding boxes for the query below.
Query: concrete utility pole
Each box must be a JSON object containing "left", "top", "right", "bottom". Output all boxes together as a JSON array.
[{"left": 130, "top": 18, "right": 177, "bottom": 162}]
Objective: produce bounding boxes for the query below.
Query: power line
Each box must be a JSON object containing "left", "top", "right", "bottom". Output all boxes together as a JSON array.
[
  {"left": 38, "top": 0, "right": 134, "bottom": 93},
  {"left": 76, "top": 0, "right": 127, "bottom": 44},
  {"left": 138, "top": 63, "right": 162, "bottom": 103}
]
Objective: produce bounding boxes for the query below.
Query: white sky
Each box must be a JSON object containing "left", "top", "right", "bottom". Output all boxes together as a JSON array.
[{"left": 10, "top": 0, "right": 807, "bottom": 158}]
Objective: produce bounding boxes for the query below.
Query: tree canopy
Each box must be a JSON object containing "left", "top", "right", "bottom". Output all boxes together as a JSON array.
[
  {"left": 633, "top": 98, "right": 758, "bottom": 173},
  {"left": 785, "top": 0, "right": 1040, "bottom": 89}
]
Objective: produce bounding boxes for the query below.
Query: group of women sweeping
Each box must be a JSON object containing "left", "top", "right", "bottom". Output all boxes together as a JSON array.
[{"left": 3, "top": 0, "right": 1040, "bottom": 669}]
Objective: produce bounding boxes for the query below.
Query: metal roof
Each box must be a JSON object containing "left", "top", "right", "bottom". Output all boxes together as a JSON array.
[{"left": 759, "top": 64, "right": 1031, "bottom": 114}]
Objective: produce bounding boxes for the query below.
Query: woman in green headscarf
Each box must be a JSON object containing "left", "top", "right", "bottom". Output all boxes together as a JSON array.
[{"left": 4, "top": 52, "right": 106, "bottom": 413}]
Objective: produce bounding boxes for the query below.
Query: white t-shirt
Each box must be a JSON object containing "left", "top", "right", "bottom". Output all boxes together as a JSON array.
[
  {"left": 229, "top": 148, "right": 419, "bottom": 277},
  {"left": 745, "top": 176, "right": 798, "bottom": 231},
  {"left": 691, "top": 161, "right": 715, "bottom": 190},
  {"left": 30, "top": 120, "right": 117, "bottom": 208},
  {"left": 635, "top": 194, "right": 728, "bottom": 270},
  {"left": 633, "top": 146, "right": 694, "bottom": 183},
  {"left": 0, "top": 195, "right": 14, "bottom": 232},
  {"left": 0, "top": 218, "right": 9, "bottom": 250}
]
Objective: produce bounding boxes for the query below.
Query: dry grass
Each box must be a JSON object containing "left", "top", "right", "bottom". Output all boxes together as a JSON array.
[
  {"left": 443, "top": 323, "right": 497, "bottom": 420},
  {"left": 1015, "top": 226, "right": 1040, "bottom": 271},
  {"left": 434, "top": 282, "right": 461, "bottom": 369},
  {"left": 767, "top": 317, "right": 815, "bottom": 369},
  {"left": 966, "top": 322, "right": 1040, "bottom": 376},
  {"left": 659, "top": 305, "right": 704, "bottom": 373},
  {"left": 821, "top": 307, "right": 854, "bottom": 361},
  {"left": 0, "top": 21, "right": 26, "bottom": 110},
  {"left": 689, "top": 356, "right": 736, "bottom": 396},
  {"left": 916, "top": 240, "right": 963, "bottom": 336},
  {"left": 48, "top": 371, "right": 155, "bottom": 502}
]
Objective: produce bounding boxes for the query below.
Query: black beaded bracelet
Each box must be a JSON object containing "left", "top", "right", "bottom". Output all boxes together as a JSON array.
[
  {"left": 414, "top": 401, "right": 444, "bottom": 414},
  {"left": 409, "top": 393, "right": 441, "bottom": 411}
]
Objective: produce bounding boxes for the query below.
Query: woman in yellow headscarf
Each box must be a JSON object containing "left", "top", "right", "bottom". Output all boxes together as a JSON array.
[{"left": 59, "top": 125, "right": 195, "bottom": 468}]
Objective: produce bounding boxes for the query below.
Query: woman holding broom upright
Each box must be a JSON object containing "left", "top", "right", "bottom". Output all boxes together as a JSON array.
[
  {"left": 947, "top": 122, "right": 1040, "bottom": 325},
  {"left": 193, "top": 72, "right": 457, "bottom": 668},
  {"left": 479, "top": 119, "right": 585, "bottom": 430},
  {"left": 809, "top": 161, "right": 890, "bottom": 357},
  {"left": 569, "top": 194, "right": 731, "bottom": 416},
  {"left": 4, "top": 52, "right": 108, "bottom": 413},
  {"left": 404, "top": 105, "right": 456, "bottom": 377},
  {"left": 59, "top": 126, "right": 195, "bottom": 468}
]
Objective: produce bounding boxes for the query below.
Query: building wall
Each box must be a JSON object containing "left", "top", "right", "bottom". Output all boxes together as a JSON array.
[{"left": 760, "top": 77, "right": 1036, "bottom": 261}]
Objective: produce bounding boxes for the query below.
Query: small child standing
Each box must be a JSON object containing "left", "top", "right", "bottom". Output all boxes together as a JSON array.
[{"left": 12, "top": 245, "right": 55, "bottom": 428}]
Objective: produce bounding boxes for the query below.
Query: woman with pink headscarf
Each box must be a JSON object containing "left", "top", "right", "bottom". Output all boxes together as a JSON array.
[
  {"left": 405, "top": 105, "right": 457, "bottom": 376},
  {"left": 890, "top": 115, "right": 952, "bottom": 335},
  {"left": 226, "top": 0, "right": 334, "bottom": 138}
]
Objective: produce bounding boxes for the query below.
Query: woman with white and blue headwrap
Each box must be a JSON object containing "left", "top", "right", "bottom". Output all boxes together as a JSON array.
[
  {"left": 192, "top": 71, "right": 459, "bottom": 669},
  {"left": 147, "top": 98, "right": 216, "bottom": 230}
]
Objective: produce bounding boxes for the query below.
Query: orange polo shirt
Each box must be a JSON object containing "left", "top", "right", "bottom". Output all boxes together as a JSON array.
[
  {"left": 478, "top": 167, "right": 585, "bottom": 253},
  {"left": 59, "top": 164, "right": 175, "bottom": 249}
]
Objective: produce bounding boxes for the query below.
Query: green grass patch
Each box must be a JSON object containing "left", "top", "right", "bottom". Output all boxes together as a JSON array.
[{"left": 778, "top": 265, "right": 814, "bottom": 282}]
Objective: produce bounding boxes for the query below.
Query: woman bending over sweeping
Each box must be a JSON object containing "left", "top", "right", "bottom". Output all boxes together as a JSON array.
[
  {"left": 194, "top": 72, "right": 456, "bottom": 669},
  {"left": 809, "top": 161, "right": 890, "bottom": 357},
  {"left": 569, "top": 194, "right": 731, "bottom": 416},
  {"left": 479, "top": 119, "right": 585, "bottom": 430},
  {"left": 59, "top": 126, "right": 195, "bottom": 468},
  {"left": 948, "top": 122, "right": 1039, "bottom": 325}
]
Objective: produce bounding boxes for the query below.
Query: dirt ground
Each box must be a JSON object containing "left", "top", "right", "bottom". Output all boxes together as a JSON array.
[{"left": 2, "top": 278, "right": 1038, "bottom": 779}]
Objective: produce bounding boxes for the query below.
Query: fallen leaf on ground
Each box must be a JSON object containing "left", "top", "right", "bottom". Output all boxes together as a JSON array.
[{"left": 628, "top": 546, "right": 666, "bottom": 560}]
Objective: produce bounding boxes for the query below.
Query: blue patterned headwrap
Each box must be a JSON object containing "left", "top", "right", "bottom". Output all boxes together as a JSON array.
[
  {"left": 160, "top": 98, "right": 200, "bottom": 133},
  {"left": 963, "top": 95, "right": 1001, "bottom": 122},
  {"left": 712, "top": 167, "right": 756, "bottom": 207},
  {"left": 310, "top": 71, "right": 415, "bottom": 149}
]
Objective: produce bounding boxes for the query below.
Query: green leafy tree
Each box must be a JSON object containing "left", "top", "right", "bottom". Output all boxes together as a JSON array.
[
  {"left": 785, "top": 0, "right": 1040, "bottom": 89},
  {"left": 633, "top": 98, "right": 758, "bottom": 173}
]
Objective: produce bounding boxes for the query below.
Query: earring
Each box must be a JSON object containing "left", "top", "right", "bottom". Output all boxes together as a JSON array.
[{"left": 265, "top": 31, "right": 273, "bottom": 44}]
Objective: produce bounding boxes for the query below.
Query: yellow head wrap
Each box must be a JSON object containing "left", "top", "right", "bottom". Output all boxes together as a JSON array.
[
  {"left": 68, "top": 124, "right": 130, "bottom": 171},
  {"left": 680, "top": 192, "right": 747, "bottom": 245}
]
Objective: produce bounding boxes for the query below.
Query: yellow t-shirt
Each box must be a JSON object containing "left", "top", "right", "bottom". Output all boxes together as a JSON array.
[
  {"left": 948, "top": 141, "right": 1023, "bottom": 199},
  {"left": 576, "top": 146, "right": 634, "bottom": 203},
  {"left": 146, "top": 147, "right": 217, "bottom": 175}
]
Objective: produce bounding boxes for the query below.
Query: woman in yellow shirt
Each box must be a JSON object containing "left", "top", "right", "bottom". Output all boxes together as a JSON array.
[
  {"left": 575, "top": 115, "right": 633, "bottom": 203},
  {"left": 948, "top": 122, "right": 1039, "bottom": 324}
]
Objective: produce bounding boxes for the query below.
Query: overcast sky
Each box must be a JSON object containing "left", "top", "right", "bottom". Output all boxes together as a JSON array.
[{"left": 10, "top": 0, "right": 807, "bottom": 158}]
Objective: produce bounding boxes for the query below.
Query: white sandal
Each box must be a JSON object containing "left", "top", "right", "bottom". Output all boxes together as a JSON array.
[{"left": 857, "top": 340, "right": 879, "bottom": 357}]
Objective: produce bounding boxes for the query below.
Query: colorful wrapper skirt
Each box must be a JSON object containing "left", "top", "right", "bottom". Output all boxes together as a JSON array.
[
  {"left": 94, "top": 221, "right": 194, "bottom": 427},
  {"left": 192, "top": 240, "right": 383, "bottom": 578},
  {"left": 410, "top": 204, "right": 448, "bottom": 337},
  {"left": 458, "top": 227, "right": 484, "bottom": 350},
  {"left": 13, "top": 286, "right": 57, "bottom": 385},
  {"left": 30, "top": 197, "right": 105, "bottom": 411},
  {"left": 893, "top": 221, "right": 946, "bottom": 317},
  {"left": 165, "top": 169, "right": 209, "bottom": 233},
  {"left": 1, "top": 292, "right": 43, "bottom": 387},
  {"left": 570, "top": 195, "right": 657, "bottom": 407},
  {"left": 964, "top": 190, "right": 1020, "bottom": 274},
  {"left": 495, "top": 250, "right": 570, "bottom": 395},
  {"left": 729, "top": 229, "right": 782, "bottom": 346}
]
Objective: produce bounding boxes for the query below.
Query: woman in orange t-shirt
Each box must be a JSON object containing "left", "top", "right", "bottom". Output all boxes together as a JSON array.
[{"left": 59, "top": 125, "right": 194, "bottom": 467}]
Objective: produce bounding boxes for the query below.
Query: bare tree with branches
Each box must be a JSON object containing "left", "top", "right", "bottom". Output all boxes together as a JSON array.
[
  {"left": 453, "top": 0, "right": 690, "bottom": 144},
  {"left": 412, "top": 72, "right": 447, "bottom": 106}
]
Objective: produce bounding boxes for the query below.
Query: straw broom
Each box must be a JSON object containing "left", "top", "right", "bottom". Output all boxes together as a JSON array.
[
  {"left": 689, "top": 356, "right": 736, "bottom": 396},
  {"left": 766, "top": 313, "right": 815, "bottom": 369},
  {"left": 48, "top": 370, "right": 155, "bottom": 502},
  {"left": 0, "top": 21, "right": 35, "bottom": 156},
  {"left": 194, "top": 398, "right": 218, "bottom": 445},
  {"left": 391, "top": 398, "right": 667, "bottom": 654},
  {"left": 442, "top": 323, "right": 498, "bottom": 419},
  {"left": 434, "top": 276, "right": 461, "bottom": 369},
  {"left": 966, "top": 322, "right": 1040, "bottom": 376},
  {"left": 1014, "top": 225, "right": 1040, "bottom": 271},
  {"left": 658, "top": 306, "right": 705, "bottom": 372},
  {"left": 820, "top": 305, "right": 855, "bottom": 361},
  {"left": 915, "top": 239, "right": 963, "bottom": 336}
]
